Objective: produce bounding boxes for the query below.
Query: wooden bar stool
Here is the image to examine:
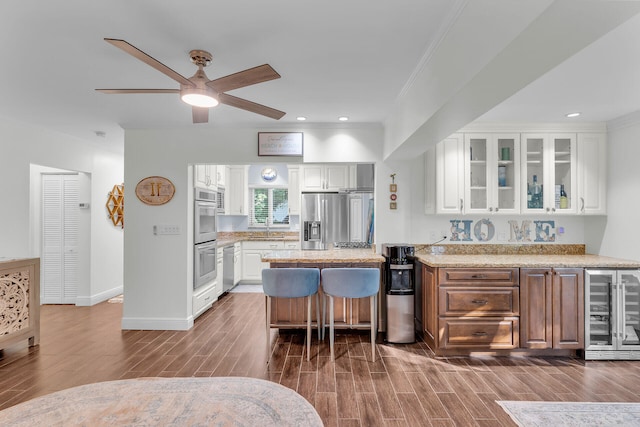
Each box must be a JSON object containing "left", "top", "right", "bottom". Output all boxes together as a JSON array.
[
  {"left": 321, "top": 268, "right": 380, "bottom": 362},
  {"left": 262, "top": 268, "right": 321, "bottom": 362}
]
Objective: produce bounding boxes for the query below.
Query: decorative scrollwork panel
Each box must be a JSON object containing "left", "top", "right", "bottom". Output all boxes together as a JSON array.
[{"left": 0, "top": 269, "right": 30, "bottom": 336}]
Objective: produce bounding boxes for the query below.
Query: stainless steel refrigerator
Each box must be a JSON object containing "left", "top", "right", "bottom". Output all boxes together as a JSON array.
[{"left": 301, "top": 192, "right": 374, "bottom": 250}]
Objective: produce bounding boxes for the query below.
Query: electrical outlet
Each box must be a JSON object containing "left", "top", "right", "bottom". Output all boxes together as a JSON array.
[{"left": 153, "top": 225, "right": 180, "bottom": 235}]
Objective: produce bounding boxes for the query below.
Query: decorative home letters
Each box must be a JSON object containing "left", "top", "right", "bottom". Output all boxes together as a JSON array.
[{"left": 450, "top": 218, "right": 556, "bottom": 243}]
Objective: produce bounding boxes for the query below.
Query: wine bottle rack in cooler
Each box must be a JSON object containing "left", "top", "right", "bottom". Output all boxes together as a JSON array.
[{"left": 585, "top": 269, "right": 640, "bottom": 360}]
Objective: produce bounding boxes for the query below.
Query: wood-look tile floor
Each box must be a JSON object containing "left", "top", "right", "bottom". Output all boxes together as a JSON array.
[{"left": 2, "top": 293, "right": 640, "bottom": 426}]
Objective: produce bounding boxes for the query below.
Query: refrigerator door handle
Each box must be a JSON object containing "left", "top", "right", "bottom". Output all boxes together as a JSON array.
[{"left": 621, "top": 280, "right": 627, "bottom": 342}]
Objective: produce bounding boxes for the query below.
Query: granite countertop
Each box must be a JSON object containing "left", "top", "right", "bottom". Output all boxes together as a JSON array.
[
  {"left": 262, "top": 248, "right": 384, "bottom": 264},
  {"left": 414, "top": 253, "right": 640, "bottom": 269},
  {"left": 216, "top": 231, "right": 299, "bottom": 248}
]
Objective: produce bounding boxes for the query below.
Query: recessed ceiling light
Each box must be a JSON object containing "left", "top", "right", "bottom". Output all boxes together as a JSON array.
[
  {"left": 566, "top": 112, "right": 581, "bottom": 118},
  {"left": 296, "top": 116, "right": 307, "bottom": 121},
  {"left": 338, "top": 116, "right": 349, "bottom": 121}
]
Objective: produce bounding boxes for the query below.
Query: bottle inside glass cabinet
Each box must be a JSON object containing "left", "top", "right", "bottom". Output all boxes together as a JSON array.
[
  {"left": 528, "top": 175, "right": 543, "bottom": 209},
  {"left": 559, "top": 184, "right": 568, "bottom": 209}
]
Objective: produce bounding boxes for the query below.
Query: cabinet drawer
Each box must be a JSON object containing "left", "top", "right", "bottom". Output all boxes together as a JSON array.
[
  {"left": 439, "top": 317, "right": 519, "bottom": 349},
  {"left": 242, "top": 241, "right": 284, "bottom": 250},
  {"left": 193, "top": 284, "right": 217, "bottom": 317},
  {"left": 439, "top": 287, "right": 519, "bottom": 316},
  {"left": 439, "top": 268, "right": 519, "bottom": 286}
]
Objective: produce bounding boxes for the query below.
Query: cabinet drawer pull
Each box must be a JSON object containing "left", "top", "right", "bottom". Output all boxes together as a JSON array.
[
  {"left": 471, "top": 299, "right": 488, "bottom": 305},
  {"left": 472, "top": 331, "right": 488, "bottom": 337},
  {"left": 471, "top": 274, "right": 486, "bottom": 279}
]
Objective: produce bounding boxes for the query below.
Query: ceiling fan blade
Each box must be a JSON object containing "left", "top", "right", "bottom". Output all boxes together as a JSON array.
[
  {"left": 218, "top": 93, "right": 285, "bottom": 120},
  {"left": 207, "top": 64, "right": 280, "bottom": 93},
  {"left": 192, "top": 107, "right": 209, "bottom": 124},
  {"left": 95, "top": 89, "right": 180, "bottom": 94},
  {"left": 104, "top": 38, "right": 194, "bottom": 87}
]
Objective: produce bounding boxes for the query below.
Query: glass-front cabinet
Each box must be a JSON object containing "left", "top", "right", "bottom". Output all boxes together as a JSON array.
[
  {"left": 521, "top": 133, "right": 577, "bottom": 214},
  {"left": 585, "top": 269, "right": 640, "bottom": 359},
  {"left": 464, "top": 134, "right": 519, "bottom": 214}
]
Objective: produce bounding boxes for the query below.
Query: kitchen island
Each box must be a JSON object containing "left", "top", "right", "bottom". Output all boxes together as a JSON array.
[
  {"left": 261, "top": 248, "right": 385, "bottom": 331},
  {"left": 413, "top": 245, "right": 640, "bottom": 357}
]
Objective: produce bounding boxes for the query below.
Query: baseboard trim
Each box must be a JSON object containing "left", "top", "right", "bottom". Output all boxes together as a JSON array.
[
  {"left": 121, "top": 316, "right": 194, "bottom": 331},
  {"left": 75, "top": 286, "right": 124, "bottom": 306}
]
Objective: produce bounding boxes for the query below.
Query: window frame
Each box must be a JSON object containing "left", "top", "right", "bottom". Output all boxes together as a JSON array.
[{"left": 248, "top": 185, "right": 289, "bottom": 228}]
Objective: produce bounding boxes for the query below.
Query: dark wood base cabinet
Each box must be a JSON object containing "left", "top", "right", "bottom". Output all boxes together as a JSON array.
[
  {"left": 421, "top": 264, "right": 584, "bottom": 356},
  {"left": 520, "top": 268, "right": 584, "bottom": 350}
]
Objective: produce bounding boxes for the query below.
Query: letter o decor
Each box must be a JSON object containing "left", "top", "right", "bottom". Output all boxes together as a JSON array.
[{"left": 473, "top": 218, "right": 495, "bottom": 242}]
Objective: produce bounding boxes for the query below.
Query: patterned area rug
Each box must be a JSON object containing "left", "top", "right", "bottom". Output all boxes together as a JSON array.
[
  {"left": 0, "top": 377, "right": 322, "bottom": 426},
  {"left": 498, "top": 401, "right": 640, "bottom": 426}
]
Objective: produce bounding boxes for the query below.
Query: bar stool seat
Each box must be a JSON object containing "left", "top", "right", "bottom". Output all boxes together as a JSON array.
[
  {"left": 321, "top": 268, "right": 380, "bottom": 362},
  {"left": 262, "top": 268, "right": 321, "bottom": 362}
]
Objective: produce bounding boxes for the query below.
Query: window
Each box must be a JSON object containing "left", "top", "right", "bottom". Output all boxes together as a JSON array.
[{"left": 249, "top": 187, "right": 289, "bottom": 227}]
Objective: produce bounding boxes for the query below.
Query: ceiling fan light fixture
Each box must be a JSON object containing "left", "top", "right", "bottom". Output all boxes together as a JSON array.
[{"left": 181, "top": 87, "right": 219, "bottom": 108}]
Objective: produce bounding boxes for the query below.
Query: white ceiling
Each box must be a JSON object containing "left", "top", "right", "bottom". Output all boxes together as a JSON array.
[{"left": 1, "top": 1, "right": 639, "bottom": 152}]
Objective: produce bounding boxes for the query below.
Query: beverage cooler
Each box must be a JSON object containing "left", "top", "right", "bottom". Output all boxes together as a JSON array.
[{"left": 585, "top": 269, "right": 640, "bottom": 360}]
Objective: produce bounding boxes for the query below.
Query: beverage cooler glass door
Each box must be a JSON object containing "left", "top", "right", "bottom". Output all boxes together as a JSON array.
[
  {"left": 585, "top": 270, "right": 615, "bottom": 350},
  {"left": 619, "top": 271, "right": 640, "bottom": 350}
]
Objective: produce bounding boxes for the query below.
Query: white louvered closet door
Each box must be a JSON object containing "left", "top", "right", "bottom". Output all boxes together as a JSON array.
[{"left": 42, "top": 174, "right": 79, "bottom": 304}]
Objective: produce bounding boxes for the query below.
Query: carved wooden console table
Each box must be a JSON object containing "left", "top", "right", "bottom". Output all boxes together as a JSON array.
[{"left": 0, "top": 258, "right": 40, "bottom": 350}]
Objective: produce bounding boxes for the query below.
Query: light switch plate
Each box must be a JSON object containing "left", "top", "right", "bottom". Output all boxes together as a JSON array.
[{"left": 153, "top": 225, "right": 180, "bottom": 235}]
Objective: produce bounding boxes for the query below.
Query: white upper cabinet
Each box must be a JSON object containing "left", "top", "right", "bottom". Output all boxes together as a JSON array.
[
  {"left": 287, "top": 165, "right": 300, "bottom": 215},
  {"left": 227, "top": 166, "right": 248, "bottom": 215},
  {"left": 217, "top": 165, "right": 226, "bottom": 188},
  {"left": 436, "top": 134, "right": 464, "bottom": 214},
  {"left": 577, "top": 133, "right": 606, "bottom": 215},
  {"left": 194, "top": 164, "right": 216, "bottom": 189},
  {"left": 300, "top": 164, "right": 349, "bottom": 191},
  {"left": 521, "top": 133, "right": 577, "bottom": 214},
  {"left": 464, "top": 133, "right": 520, "bottom": 215}
]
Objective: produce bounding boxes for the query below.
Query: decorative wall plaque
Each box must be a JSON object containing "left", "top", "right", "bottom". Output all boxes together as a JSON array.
[
  {"left": 106, "top": 184, "right": 124, "bottom": 228},
  {"left": 135, "top": 176, "right": 175, "bottom": 206},
  {"left": 258, "top": 132, "right": 303, "bottom": 156}
]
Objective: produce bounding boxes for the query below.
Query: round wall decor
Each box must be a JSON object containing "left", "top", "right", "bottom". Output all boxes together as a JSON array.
[
  {"left": 261, "top": 167, "right": 278, "bottom": 182},
  {"left": 135, "top": 176, "right": 175, "bottom": 205}
]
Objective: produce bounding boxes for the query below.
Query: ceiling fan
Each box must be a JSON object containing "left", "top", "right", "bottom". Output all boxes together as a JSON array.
[{"left": 96, "top": 38, "right": 285, "bottom": 123}]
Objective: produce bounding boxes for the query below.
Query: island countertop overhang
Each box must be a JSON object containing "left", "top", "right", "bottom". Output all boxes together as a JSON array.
[{"left": 262, "top": 248, "right": 384, "bottom": 264}]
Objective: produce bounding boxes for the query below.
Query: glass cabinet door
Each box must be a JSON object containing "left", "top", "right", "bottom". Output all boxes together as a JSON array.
[
  {"left": 495, "top": 135, "right": 518, "bottom": 212},
  {"left": 619, "top": 271, "right": 640, "bottom": 349},
  {"left": 466, "top": 136, "right": 488, "bottom": 212},
  {"left": 550, "top": 134, "right": 577, "bottom": 214},
  {"left": 522, "top": 135, "right": 546, "bottom": 212},
  {"left": 465, "top": 134, "right": 519, "bottom": 214},
  {"left": 585, "top": 270, "right": 615, "bottom": 349}
]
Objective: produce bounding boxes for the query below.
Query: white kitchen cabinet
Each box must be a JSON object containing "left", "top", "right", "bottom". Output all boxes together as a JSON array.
[
  {"left": 193, "top": 281, "right": 217, "bottom": 319},
  {"left": 436, "top": 134, "right": 464, "bottom": 214},
  {"left": 217, "top": 165, "right": 227, "bottom": 188},
  {"left": 227, "top": 166, "right": 248, "bottom": 215},
  {"left": 300, "top": 164, "right": 349, "bottom": 191},
  {"left": 283, "top": 241, "right": 300, "bottom": 250},
  {"left": 193, "top": 165, "right": 217, "bottom": 190},
  {"left": 577, "top": 133, "right": 606, "bottom": 215},
  {"left": 287, "top": 165, "right": 300, "bottom": 215},
  {"left": 216, "top": 246, "right": 224, "bottom": 298},
  {"left": 464, "top": 133, "right": 520, "bottom": 214},
  {"left": 233, "top": 242, "right": 242, "bottom": 285},
  {"left": 521, "top": 133, "right": 577, "bottom": 214},
  {"left": 242, "top": 241, "right": 284, "bottom": 281},
  {"left": 349, "top": 195, "right": 364, "bottom": 242},
  {"left": 194, "top": 164, "right": 216, "bottom": 190}
]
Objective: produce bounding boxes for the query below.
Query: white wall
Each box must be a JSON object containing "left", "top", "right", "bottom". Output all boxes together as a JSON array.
[
  {"left": 123, "top": 125, "right": 384, "bottom": 330},
  {"left": 0, "top": 117, "right": 124, "bottom": 305},
  {"left": 587, "top": 111, "right": 640, "bottom": 261}
]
